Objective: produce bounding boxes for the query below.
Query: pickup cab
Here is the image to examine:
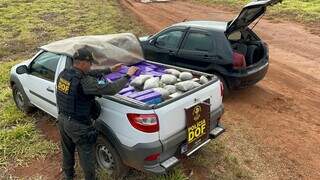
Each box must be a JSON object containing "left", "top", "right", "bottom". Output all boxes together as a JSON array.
[{"left": 10, "top": 34, "right": 224, "bottom": 177}]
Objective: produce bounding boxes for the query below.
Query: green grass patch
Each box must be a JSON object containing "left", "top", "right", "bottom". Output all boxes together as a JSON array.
[
  {"left": 192, "top": 0, "right": 320, "bottom": 23},
  {"left": 0, "top": 0, "right": 147, "bottom": 61},
  {"left": 0, "top": 123, "right": 57, "bottom": 166}
]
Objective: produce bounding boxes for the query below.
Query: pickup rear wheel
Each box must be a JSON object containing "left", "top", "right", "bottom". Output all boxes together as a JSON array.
[
  {"left": 95, "top": 136, "right": 129, "bottom": 178},
  {"left": 12, "top": 84, "right": 34, "bottom": 113}
]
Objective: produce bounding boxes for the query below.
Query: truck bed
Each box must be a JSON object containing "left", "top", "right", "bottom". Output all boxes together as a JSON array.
[{"left": 103, "top": 60, "right": 219, "bottom": 110}]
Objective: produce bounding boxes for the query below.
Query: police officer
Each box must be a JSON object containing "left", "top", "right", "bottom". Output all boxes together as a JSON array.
[{"left": 56, "top": 47, "right": 138, "bottom": 180}]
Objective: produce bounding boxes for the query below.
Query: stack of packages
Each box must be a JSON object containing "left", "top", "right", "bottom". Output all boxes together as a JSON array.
[{"left": 104, "top": 61, "right": 209, "bottom": 105}]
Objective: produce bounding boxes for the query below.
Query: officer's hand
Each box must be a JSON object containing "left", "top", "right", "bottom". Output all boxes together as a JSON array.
[
  {"left": 110, "top": 63, "right": 123, "bottom": 72},
  {"left": 127, "top": 66, "right": 139, "bottom": 77}
]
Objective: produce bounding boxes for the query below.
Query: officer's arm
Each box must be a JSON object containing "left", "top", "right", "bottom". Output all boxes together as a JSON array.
[
  {"left": 86, "top": 68, "right": 111, "bottom": 77},
  {"left": 81, "top": 76, "right": 129, "bottom": 96}
]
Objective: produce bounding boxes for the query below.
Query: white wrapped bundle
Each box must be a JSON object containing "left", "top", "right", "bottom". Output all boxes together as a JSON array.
[
  {"left": 153, "top": 88, "right": 170, "bottom": 99},
  {"left": 169, "top": 91, "right": 183, "bottom": 98},
  {"left": 143, "top": 77, "right": 160, "bottom": 90},
  {"left": 160, "top": 74, "right": 177, "bottom": 85},
  {"left": 164, "top": 68, "right": 181, "bottom": 77},
  {"left": 179, "top": 72, "right": 193, "bottom": 81},
  {"left": 200, "top": 76, "right": 209, "bottom": 84},
  {"left": 193, "top": 81, "right": 201, "bottom": 88},
  {"left": 130, "top": 75, "right": 153, "bottom": 88},
  {"left": 164, "top": 85, "right": 177, "bottom": 94},
  {"left": 176, "top": 80, "right": 195, "bottom": 92}
]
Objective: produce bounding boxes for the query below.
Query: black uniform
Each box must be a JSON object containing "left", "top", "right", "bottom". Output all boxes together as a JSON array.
[{"left": 56, "top": 67, "right": 129, "bottom": 180}]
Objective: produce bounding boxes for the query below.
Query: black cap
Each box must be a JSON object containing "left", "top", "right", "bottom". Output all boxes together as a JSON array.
[{"left": 73, "top": 47, "right": 98, "bottom": 64}]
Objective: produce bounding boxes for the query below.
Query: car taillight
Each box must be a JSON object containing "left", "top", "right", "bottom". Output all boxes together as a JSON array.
[
  {"left": 232, "top": 51, "right": 246, "bottom": 69},
  {"left": 144, "top": 153, "right": 160, "bottom": 161},
  {"left": 220, "top": 81, "right": 224, "bottom": 97},
  {"left": 127, "top": 113, "right": 159, "bottom": 133}
]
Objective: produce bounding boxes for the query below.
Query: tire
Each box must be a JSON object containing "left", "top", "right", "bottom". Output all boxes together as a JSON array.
[
  {"left": 12, "top": 84, "right": 34, "bottom": 113},
  {"left": 95, "top": 136, "right": 129, "bottom": 179},
  {"left": 214, "top": 74, "right": 229, "bottom": 97}
]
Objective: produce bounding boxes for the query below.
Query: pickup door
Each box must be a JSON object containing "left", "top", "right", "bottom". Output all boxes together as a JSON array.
[{"left": 153, "top": 77, "right": 222, "bottom": 153}]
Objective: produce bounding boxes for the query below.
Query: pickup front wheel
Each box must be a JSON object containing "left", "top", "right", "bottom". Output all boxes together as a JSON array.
[
  {"left": 12, "top": 84, "right": 34, "bottom": 113},
  {"left": 95, "top": 136, "right": 129, "bottom": 178}
]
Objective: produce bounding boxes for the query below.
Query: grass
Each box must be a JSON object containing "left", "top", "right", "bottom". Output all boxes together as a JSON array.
[
  {"left": 192, "top": 0, "right": 320, "bottom": 23},
  {"left": 0, "top": 0, "right": 146, "bottom": 61}
]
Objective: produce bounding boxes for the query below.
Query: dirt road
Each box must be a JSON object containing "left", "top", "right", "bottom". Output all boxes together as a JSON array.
[{"left": 121, "top": 0, "right": 320, "bottom": 179}]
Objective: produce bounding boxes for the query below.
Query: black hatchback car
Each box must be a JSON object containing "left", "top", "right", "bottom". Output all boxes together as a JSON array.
[{"left": 139, "top": 0, "right": 282, "bottom": 94}]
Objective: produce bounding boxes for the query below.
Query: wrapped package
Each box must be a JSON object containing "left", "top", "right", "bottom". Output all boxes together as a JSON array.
[
  {"left": 130, "top": 75, "right": 153, "bottom": 88},
  {"left": 135, "top": 92, "right": 162, "bottom": 105},
  {"left": 128, "top": 89, "right": 154, "bottom": 99},
  {"left": 118, "top": 86, "right": 135, "bottom": 95},
  {"left": 164, "top": 69, "right": 181, "bottom": 77},
  {"left": 164, "top": 85, "right": 177, "bottom": 94},
  {"left": 143, "top": 77, "right": 160, "bottom": 90},
  {"left": 200, "top": 76, "right": 209, "bottom": 84},
  {"left": 169, "top": 91, "right": 183, "bottom": 98},
  {"left": 193, "top": 81, "right": 201, "bottom": 88},
  {"left": 176, "top": 80, "right": 197, "bottom": 92},
  {"left": 160, "top": 74, "right": 177, "bottom": 85},
  {"left": 179, "top": 72, "right": 193, "bottom": 81},
  {"left": 153, "top": 88, "right": 170, "bottom": 99}
]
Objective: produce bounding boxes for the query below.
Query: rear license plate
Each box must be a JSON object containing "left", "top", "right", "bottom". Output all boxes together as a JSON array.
[{"left": 183, "top": 102, "right": 210, "bottom": 155}]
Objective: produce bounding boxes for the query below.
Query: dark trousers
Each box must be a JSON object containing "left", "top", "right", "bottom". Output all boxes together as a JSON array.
[{"left": 58, "top": 114, "right": 97, "bottom": 180}]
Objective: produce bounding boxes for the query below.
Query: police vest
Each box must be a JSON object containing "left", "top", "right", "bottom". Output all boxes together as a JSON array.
[{"left": 56, "top": 68, "right": 95, "bottom": 124}]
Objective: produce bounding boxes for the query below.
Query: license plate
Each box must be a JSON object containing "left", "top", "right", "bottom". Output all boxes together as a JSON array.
[{"left": 184, "top": 102, "right": 210, "bottom": 154}]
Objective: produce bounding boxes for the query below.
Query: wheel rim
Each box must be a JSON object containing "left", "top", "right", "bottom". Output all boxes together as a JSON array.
[
  {"left": 96, "top": 144, "right": 115, "bottom": 174},
  {"left": 14, "top": 89, "right": 24, "bottom": 109}
]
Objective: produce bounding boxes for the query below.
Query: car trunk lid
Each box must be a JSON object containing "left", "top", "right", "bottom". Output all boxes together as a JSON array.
[{"left": 226, "top": 0, "right": 282, "bottom": 35}]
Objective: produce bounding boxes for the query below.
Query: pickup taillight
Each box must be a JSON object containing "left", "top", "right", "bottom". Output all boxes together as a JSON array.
[
  {"left": 127, "top": 113, "right": 159, "bottom": 133},
  {"left": 232, "top": 51, "right": 246, "bottom": 69},
  {"left": 220, "top": 81, "right": 224, "bottom": 97}
]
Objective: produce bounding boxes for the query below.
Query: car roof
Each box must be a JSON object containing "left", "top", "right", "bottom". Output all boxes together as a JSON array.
[{"left": 171, "top": 21, "right": 228, "bottom": 32}]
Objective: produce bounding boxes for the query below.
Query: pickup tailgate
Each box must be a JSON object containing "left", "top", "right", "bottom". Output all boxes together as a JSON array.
[{"left": 153, "top": 78, "right": 223, "bottom": 141}]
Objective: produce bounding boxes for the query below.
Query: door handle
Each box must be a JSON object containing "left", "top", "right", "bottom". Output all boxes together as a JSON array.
[
  {"left": 203, "top": 55, "right": 210, "bottom": 60},
  {"left": 46, "top": 87, "right": 54, "bottom": 93},
  {"left": 168, "top": 50, "right": 175, "bottom": 55}
]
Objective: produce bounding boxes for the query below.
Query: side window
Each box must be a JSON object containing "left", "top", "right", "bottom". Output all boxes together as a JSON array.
[
  {"left": 29, "top": 52, "right": 60, "bottom": 82},
  {"left": 155, "top": 30, "right": 184, "bottom": 49},
  {"left": 182, "top": 32, "right": 212, "bottom": 52},
  {"left": 65, "top": 56, "right": 73, "bottom": 69}
]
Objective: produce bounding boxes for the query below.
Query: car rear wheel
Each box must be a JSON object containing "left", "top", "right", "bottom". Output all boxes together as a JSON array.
[
  {"left": 95, "top": 136, "right": 129, "bottom": 179},
  {"left": 12, "top": 84, "right": 34, "bottom": 113}
]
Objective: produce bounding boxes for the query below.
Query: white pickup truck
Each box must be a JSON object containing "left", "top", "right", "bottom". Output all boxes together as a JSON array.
[{"left": 9, "top": 34, "right": 224, "bottom": 177}]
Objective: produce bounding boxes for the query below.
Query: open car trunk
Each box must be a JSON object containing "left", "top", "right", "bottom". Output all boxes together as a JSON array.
[
  {"left": 228, "top": 29, "right": 267, "bottom": 66},
  {"left": 224, "top": 0, "right": 281, "bottom": 67}
]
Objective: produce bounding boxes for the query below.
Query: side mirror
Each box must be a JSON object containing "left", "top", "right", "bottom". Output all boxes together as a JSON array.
[
  {"left": 16, "top": 65, "right": 28, "bottom": 74},
  {"left": 149, "top": 39, "right": 155, "bottom": 45}
]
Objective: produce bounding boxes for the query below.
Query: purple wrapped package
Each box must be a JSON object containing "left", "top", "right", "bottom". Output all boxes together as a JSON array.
[
  {"left": 135, "top": 92, "right": 161, "bottom": 102},
  {"left": 105, "top": 72, "right": 123, "bottom": 81},
  {"left": 145, "top": 71, "right": 164, "bottom": 77},
  {"left": 119, "top": 66, "right": 129, "bottom": 74},
  {"left": 119, "top": 86, "right": 135, "bottom": 95},
  {"left": 121, "top": 91, "right": 134, "bottom": 97},
  {"left": 128, "top": 89, "right": 154, "bottom": 99}
]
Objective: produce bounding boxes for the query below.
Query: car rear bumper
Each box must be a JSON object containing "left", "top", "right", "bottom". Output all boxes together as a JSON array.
[
  {"left": 226, "top": 58, "right": 269, "bottom": 89},
  {"left": 111, "top": 104, "right": 225, "bottom": 174}
]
